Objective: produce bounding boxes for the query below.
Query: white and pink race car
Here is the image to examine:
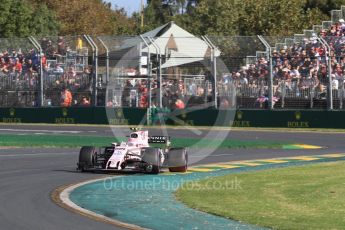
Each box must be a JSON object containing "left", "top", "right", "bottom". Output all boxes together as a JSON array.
[{"left": 77, "top": 129, "right": 188, "bottom": 174}]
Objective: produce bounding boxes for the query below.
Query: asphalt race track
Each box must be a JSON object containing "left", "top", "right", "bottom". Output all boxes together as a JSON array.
[{"left": 1, "top": 124, "right": 345, "bottom": 230}]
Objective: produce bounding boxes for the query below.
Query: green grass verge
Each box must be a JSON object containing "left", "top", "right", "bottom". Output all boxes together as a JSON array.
[
  {"left": 4, "top": 122, "right": 345, "bottom": 133},
  {"left": 0, "top": 133, "right": 287, "bottom": 149},
  {"left": 176, "top": 161, "right": 345, "bottom": 230}
]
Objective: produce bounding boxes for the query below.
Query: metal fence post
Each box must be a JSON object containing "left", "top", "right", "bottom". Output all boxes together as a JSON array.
[
  {"left": 258, "top": 35, "right": 273, "bottom": 110},
  {"left": 319, "top": 37, "right": 333, "bottom": 110},
  {"left": 29, "top": 36, "right": 43, "bottom": 107},
  {"left": 140, "top": 35, "right": 152, "bottom": 124},
  {"left": 97, "top": 37, "right": 109, "bottom": 84},
  {"left": 147, "top": 37, "right": 158, "bottom": 108},
  {"left": 84, "top": 35, "right": 98, "bottom": 106},
  {"left": 340, "top": 76, "right": 344, "bottom": 109},
  {"left": 88, "top": 36, "right": 99, "bottom": 106},
  {"left": 310, "top": 86, "right": 314, "bottom": 109},
  {"left": 140, "top": 36, "right": 151, "bottom": 108},
  {"left": 148, "top": 37, "right": 162, "bottom": 108},
  {"left": 203, "top": 36, "right": 218, "bottom": 109}
]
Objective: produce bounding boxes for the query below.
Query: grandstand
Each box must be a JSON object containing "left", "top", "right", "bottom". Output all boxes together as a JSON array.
[
  {"left": 0, "top": 36, "right": 92, "bottom": 107},
  {"left": 241, "top": 5, "right": 345, "bottom": 110},
  {"left": 2, "top": 8, "right": 345, "bottom": 111}
]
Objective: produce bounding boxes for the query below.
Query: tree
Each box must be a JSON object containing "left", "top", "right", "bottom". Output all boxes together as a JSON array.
[
  {"left": 0, "top": 0, "right": 12, "bottom": 28},
  {"left": 304, "top": 0, "right": 345, "bottom": 16},
  {"left": 234, "top": 0, "right": 328, "bottom": 36},
  {"left": 146, "top": 0, "right": 200, "bottom": 14},
  {"left": 171, "top": 0, "right": 330, "bottom": 36},
  {"left": 30, "top": 4, "right": 59, "bottom": 36},
  {"left": 173, "top": 0, "right": 240, "bottom": 36},
  {"left": 29, "top": 0, "right": 136, "bottom": 35},
  {"left": 0, "top": 0, "right": 32, "bottom": 37},
  {"left": 143, "top": 0, "right": 174, "bottom": 31},
  {"left": 112, "top": 8, "right": 136, "bottom": 35},
  {"left": 0, "top": 0, "right": 58, "bottom": 37}
]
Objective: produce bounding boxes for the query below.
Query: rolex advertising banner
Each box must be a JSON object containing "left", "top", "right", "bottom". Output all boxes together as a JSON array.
[
  {"left": 1, "top": 108, "right": 345, "bottom": 129},
  {"left": 0, "top": 107, "right": 147, "bottom": 125}
]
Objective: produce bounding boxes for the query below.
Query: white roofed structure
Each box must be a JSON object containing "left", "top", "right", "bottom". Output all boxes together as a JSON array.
[
  {"left": 140, "top": 21, "right": 220, "bottom": 69},
  {"left": 99, "top": 22, "right": 221, "bottom": 108}
]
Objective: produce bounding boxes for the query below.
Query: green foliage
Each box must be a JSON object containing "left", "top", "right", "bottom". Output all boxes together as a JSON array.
[
  {"left": 0, "top": 0, "right": 59, "bottom": 37},
  {"left": 234, "top": 0, "right": 328, "bottom": 36},
  {"left": 29, "top": 0, "right": 136, "bottom": 35},
  {"left": 0, "top": 0, "right": 31, "bottom": 37},
  {"left": 142, "top": 0, "right": 333, "bottom": 36},
  {"left": 142, "top": 0, "right": 175, "bottom": 32},
  {"left": 305, "top": 0, "right": 345, "bottom": 15},
  {"left": 176, "top": 0, "right": 330, "bottom": 36},
  {"left": 0, "top": 0, "right": 343, "bottom": 37},
  {"left": 0, "top": 0, "right": 12, "bottom": 29},
  {"left": 30, "top": 4, "right": 59, "bottom": 36}
]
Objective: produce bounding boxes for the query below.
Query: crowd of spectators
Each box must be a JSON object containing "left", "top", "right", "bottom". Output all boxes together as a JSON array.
[
  {"left": 216, "top": 18, "right": 345, "bottom": 109},
  {"left": 40, "top": 36, "right": 92, "bottom": 107},
  {"left": 103, "top": 18, "right": 345, "bottom": 110},
  {"left": 0, "top": 48, "right": 40, "bottom": 90},
  {"left": 113, "top": 21, "right": 345, "bottom": 109},
  {"left": 106, "top": 78, "right": 205, "bottom": 109},
  {"left": 5, "top": 18, "right": 345, "bottom": 109},
  {"left": 0, "top": 36, "right": 92, "bottom": 107}
]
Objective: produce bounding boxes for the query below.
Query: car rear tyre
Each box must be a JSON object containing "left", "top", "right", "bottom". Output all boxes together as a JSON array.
[{"left": 168, "top": 148, "right": 188, "bottom": 172}]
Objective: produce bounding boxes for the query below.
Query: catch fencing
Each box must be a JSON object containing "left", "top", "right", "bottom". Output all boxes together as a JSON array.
[{"left": 0, "top": 34, "right": 344, "bottom": 110}]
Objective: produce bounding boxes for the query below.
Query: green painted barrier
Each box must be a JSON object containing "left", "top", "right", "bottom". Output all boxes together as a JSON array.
[
  {"left": 160, "top": 109, "right": 345, "bottom": 128},
  {"left": 1, "top": 107, "right": 345, "bottom": 129},
  {"left": 232, "top": 110, "right": 345, "bottom": 129},
  {"left": 0, "top": 107, "right": 147, "bottom": 125}
]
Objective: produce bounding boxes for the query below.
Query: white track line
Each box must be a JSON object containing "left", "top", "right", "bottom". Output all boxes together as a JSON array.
[
  {"left": 0, "top": 153, "right": 73, "bottom": 157},
  {"left": 189, "top": 153, "right": 234, "bottom": 158},
  {"left": 59, "top": 177, "right": 148, "bottom": 230},
  {"left": 0, "top": 128, "right": 82, "bottom": 134}
]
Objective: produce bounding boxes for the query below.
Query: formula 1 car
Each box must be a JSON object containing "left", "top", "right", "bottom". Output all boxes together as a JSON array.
[{"left": 77, "top": 128, "right": 188, "bottom": 174}]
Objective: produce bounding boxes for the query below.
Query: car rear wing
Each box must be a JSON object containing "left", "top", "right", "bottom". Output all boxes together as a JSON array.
[{"left": 148, "top": 136, "right": 170, "bottom": 145}]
